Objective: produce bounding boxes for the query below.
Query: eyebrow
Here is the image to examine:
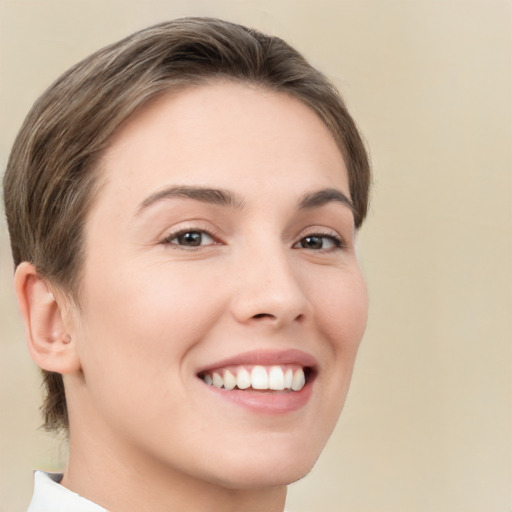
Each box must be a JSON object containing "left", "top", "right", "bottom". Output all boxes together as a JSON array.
[
  {"left": 298, "top": 188, "right": 354, "bottom": 213},
  {"left": 138, "top": 185, "right": 245, "bottom": 213},
  {"left": 137, "top": 185, "right": 354, "bottom": 215}
]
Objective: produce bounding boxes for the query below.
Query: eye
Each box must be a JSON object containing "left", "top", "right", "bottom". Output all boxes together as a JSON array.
[
  {"left": 162, "top": 230, "right": 216, "bottom": 247},
  {"left": 295, "top": 233, "right": 343, "bottom": 251}
]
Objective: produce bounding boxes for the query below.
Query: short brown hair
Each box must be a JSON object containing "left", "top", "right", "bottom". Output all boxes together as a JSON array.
[{"left": 3, "top": 17, "right": 371, "bottom": 432}]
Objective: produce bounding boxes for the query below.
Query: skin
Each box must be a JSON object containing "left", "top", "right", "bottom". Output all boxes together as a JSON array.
[{"left": 17, "top": 81, "right": 368, "bottom": 512}]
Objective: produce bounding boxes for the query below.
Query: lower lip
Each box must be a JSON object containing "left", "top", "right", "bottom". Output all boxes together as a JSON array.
[{"left": 201, "top": 381, "right": 313, "bottom": 414}]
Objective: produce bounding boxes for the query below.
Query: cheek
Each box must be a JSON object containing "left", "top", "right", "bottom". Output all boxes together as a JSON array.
[
  {"left": 71, "top": 263, "right": 231, "bottom": 441},
  {"left": 313, "top": 267, "right": 368, "bottom": 356},
  {"left": 77, "top": 262, "right": 227, "bottom": 381},
  {"left": 315, "top": 268, "right": 368, "bottom": 427}
]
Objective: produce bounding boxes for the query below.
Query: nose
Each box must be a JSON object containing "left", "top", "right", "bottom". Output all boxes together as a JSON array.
[{"left": 229, "top": 245, "right": 312, "bottom": 328}]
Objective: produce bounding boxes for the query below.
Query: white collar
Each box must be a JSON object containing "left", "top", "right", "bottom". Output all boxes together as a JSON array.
[{"left": 27, "top": 471, "right": 107, "bottom": 512}]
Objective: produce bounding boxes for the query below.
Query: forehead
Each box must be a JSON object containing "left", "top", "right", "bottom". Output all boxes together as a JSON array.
[{"left": 96, "top": 81, "right": 349, "bottom": 209}]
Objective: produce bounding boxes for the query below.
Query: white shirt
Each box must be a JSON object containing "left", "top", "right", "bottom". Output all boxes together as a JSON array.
[{"left": 27, "top": 471, "right": 107, "bottom": 512}]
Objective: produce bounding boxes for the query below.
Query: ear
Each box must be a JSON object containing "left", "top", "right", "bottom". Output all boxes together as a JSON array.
[{"left": 14, "top": 262, "right": 81, "bottom": 374}]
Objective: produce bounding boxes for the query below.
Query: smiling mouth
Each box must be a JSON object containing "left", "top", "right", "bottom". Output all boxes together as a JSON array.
[{"left": 198, "top": 365, "right": 314, "bottom": 392}]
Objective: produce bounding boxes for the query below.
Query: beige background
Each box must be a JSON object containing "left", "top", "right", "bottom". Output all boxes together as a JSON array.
[{"left": 1, "top": 1, "right": 510, "bottom": 511}]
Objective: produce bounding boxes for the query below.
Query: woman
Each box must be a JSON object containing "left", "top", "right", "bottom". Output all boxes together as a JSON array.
[{"left": 3, "top": 17, "right": 370, "bottom": 512}]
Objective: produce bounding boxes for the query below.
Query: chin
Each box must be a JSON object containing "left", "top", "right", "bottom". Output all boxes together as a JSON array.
[
  {"left": 199, "top": 436, "right": 324, "bottom": 490},
  {"left": 210, "top": 462, "right": 314, "bottom": 491}
]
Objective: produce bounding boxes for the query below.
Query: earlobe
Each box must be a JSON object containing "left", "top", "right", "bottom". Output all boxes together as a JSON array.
[{"left": 14, "top": 262, "right": 81, "bottom": 374}]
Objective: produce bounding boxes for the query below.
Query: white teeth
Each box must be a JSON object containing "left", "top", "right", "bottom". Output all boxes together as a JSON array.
[
  {"left": 251, "top": 366, "right": 269, "bottom": 389},
  {"left": 212, "top": 372, "right": 223, "bottom": 388},
  {"left": 291, "top": 368, "right": 306, "bottom": 391},
  {"left": 284, "top": 368, "right": 293, "bottom": 389},
  {"left": 236, "top": 367, "right": 251, "bottom": 389},
  {"left": 269, "top": 366, "right": 285, "bottom": 390},
  {"left": 202, "top": 365, "right": 308, "bottom": 391},
  {"left": 223, "top": 370, "right": 236, "bottom": 390}
]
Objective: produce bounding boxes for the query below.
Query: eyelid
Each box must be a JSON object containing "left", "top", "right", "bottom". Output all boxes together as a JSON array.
[
  {"left": 293, "top": 229, "right": 347, "bottom": 251},
  {"left": 157, "top": 222, "right": 347, "bottom": 251},
  {"left": 159, "top": 224, "right": 222, "bottom": 247}
]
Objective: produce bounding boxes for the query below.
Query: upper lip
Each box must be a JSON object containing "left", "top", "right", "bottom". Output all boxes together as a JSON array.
[{"left": 196, "top": 349, "right": 318, "bottom": 374}]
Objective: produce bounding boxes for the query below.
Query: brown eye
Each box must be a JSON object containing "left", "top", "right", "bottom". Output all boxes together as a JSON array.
[
  {"left": 295, "top": 234, "right": 342, "bottom": 251},
  {"left": 165, "top": 230, "right": 215, "bottom": 247},
  {"left": 301, "top": 236, "right": 324, "bottom": 249},
  {"left": 176, "top": 232, "right": 203, "bottom": 246}
]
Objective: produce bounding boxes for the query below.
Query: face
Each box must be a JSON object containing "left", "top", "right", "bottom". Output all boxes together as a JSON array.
[{"left": 66, "top": 81, "right": 368, "bottom": 489}]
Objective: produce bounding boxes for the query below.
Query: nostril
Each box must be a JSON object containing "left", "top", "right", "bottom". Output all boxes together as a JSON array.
[{"left": 252, "top": 313, "right": 276, "bottom": 320}]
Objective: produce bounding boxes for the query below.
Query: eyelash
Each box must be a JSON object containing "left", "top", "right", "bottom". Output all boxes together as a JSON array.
[
  {"left": 294, "top": 231, "right": 346, "bottom": 252},
  {"left": 160, "top": 227, "right": 219, "bottom": 249},
  {"left": 160, "top": 228, "right": 346, "bottom": 252}
]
